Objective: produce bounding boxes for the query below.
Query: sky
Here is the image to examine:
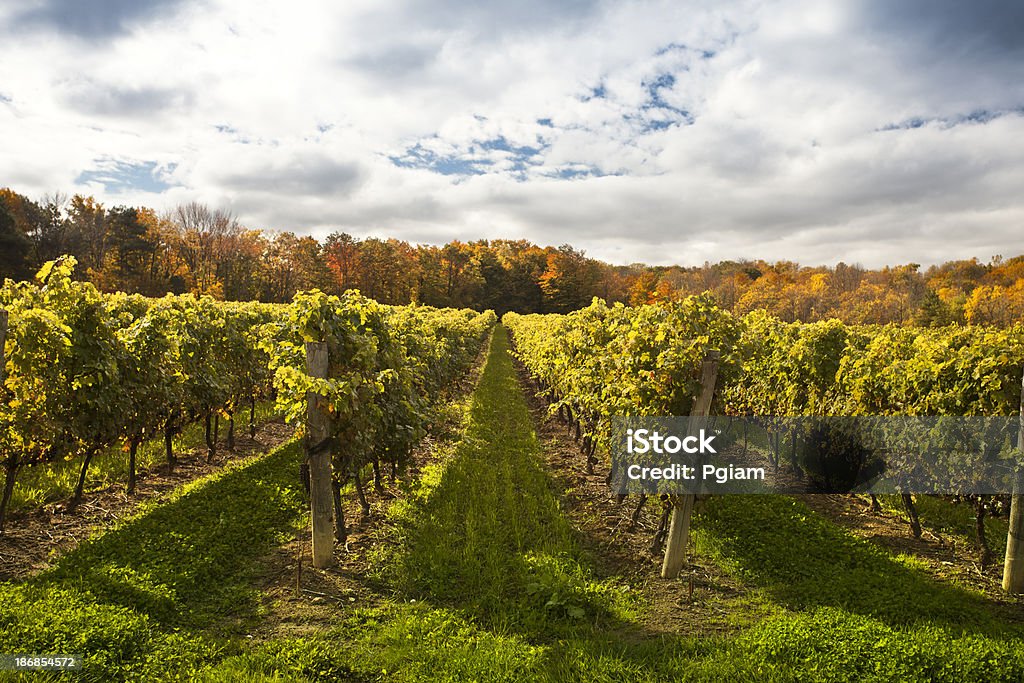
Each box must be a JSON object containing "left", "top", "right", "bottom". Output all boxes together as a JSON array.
[{"left": 1, "top": 0, "right": 1022, "bottom": 268}]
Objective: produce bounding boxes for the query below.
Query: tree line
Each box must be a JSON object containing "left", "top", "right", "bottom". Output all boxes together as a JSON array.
[{"left": 2, "top": 187, "right": 1022, "bottom": 322}]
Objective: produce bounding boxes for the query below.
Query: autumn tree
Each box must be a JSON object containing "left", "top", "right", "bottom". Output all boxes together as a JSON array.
[
  {"left": 6, "top": 188, "right": 1024, "bottom": 322},
  {"left": 171, "top": 201, "right": 241, "bottom": 297},
  {"left": 964, "top": 283, "right": 1024, "bottom": 326},
  {"left": 260, "top": 232, "right": 332, "bottom": 302},
  {"left": 492, "top": 240, "right": 546, "bottom": 313},
  {"left": 832, "top": 262, "right": 864, "bottom": 293},
  {"left": 628, "top": 270, "right": 660, "bottom": 305},
  {"left": 539, "top": 245, "right": 602, "bottom": 313},
  {"left": 65, "top": 195, "right": 110, "bottom": 274},
  {"left": 323, "top": 231, "right": 361, "bottom": 293},
  {"left": 474, "top": 246, "right": 509, "bottom": 313},
  {"left": 353, "top": 238, "right": 420, "bottom": 304},
  {"left": 436, "top": 241, "right": 480, "bottom": 306},
  {"left": 415, "top": 245, "right": 447, "bottom": 306}
]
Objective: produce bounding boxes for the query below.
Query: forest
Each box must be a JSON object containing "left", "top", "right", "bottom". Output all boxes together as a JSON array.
[{"left": 2, "top": 187, "right": 1023, "bottom": 324}]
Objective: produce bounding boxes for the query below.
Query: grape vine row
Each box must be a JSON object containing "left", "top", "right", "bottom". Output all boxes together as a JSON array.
[{"left": 0, "top": 257, "right": 495, "bottom": 530}]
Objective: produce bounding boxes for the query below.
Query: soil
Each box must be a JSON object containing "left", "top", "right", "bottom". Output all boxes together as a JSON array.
[
  {"left": 0, "top": 419, "right": 295, "bottom": 581},
  {"left": 248, "top": 505, "right": 401, "bottom": 640}
]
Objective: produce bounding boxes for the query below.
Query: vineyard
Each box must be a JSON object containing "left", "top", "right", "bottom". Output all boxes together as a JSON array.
[
  {"left": 0, "top": 256, "right": 494, "bottom": 534},
  {"left": 1, "top": 264, "right": 1024, "bottom": 680},
  {"left": 505, "top": 297, "right": 1024, "bottom": 580},
  {"left": 505, "top": 295, "right": 1024, "bottom": 450}
]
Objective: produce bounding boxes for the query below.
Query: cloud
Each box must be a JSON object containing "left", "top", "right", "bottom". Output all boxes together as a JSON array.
[
  {"left": 10, "top": 0, "right": 194, "bottom": 39},
  {"left": 344, "top": 42, "right": 444, "bottom": 82},
  {"left": 168, "top": 135, "right": 368, "bottom": 213},
  {"left": 61, "top": 81, "right": 195, "bottom": 118},
  {"left": 356, "top": 0, "right": 605, "bottom": 40},
  {"left": 215, "top": 153, "right": 364, "bottom": 197},
  {"left": 1, "top": 0, "right": 1022, "bottom": 268},
  {"left": 856, "top": 0, "right": 1024, "bottom": 57}
]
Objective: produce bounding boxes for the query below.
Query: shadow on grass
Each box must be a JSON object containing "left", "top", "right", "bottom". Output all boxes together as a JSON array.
[
  {"left": 696, "top": 494, "right": 1024, "bottom": 637},
  {"left": 33, "top": 439, "right": 306, "bottom": 630}
]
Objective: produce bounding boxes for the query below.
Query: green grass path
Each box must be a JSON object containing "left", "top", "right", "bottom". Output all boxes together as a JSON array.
[{"left": 385, "top": 323, "right": 623, "bottom": 633}]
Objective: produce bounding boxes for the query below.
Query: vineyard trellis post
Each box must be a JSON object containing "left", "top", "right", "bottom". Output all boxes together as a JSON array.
[
  {"left": 0, "top": 308, "right": 7, "bottom": 383},
  {"left": 305, "top": 342, "right": 335, "bottom": 569},
  {"left": 0, "top": 309, "right": 9, "bottom": 533},
  {"left": 1002, "top": 368, "right": 1024, "bottom": 593},
  {"left": 661, "top": 349, "right": 720, "bottom": 579}
]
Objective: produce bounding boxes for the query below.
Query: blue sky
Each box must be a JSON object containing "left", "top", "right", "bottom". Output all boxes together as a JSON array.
[{"left": 1, "top": 0, "right": 1023, "bottom": 266}]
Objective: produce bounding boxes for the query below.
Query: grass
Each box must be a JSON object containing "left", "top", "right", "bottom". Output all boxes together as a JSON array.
[
  {"left": 10, "top": 400, "right": 280, "bottom": 512},
  {"left": 694, "top": 495, "right": 1010, "bottom": 631},
  {"left": 39, "top": 440, "right": 307, "bottom": 630}
]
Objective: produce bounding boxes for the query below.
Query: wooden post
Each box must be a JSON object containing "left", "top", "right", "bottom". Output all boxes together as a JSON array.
[
  {"left": 0, "top": 308, "right": 7, "bottom": 384},
  {"left": 1002, "top": 369, "right": 1024, "bottom": 593},
  {"left": 305, "top": 342, "right": 335, "bottom": 569},
  {"left": 662, "top": 349, "right": 720, "bottom": 579},
  {"left": 0, "top": 308, "right": 10, "bottom": 533}
]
